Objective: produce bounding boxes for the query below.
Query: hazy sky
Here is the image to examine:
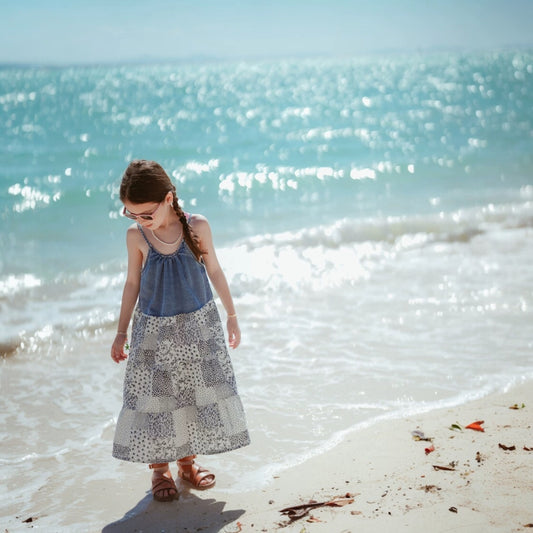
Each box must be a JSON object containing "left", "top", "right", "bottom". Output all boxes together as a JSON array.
[{"left": 1, "top": 0, "right": 532, "bottom": 65}]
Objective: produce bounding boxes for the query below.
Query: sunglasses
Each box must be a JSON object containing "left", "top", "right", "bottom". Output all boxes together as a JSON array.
[{"left": 122, "top": 201, "right": 163, "bottom": 221}]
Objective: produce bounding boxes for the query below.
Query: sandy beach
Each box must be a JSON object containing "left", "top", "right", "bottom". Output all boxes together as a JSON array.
[
  {"left": 6, "top": 380, "right": 530, "bottom": 533},
  {"left": 103, "top": 380, "right": 532, "bottom": 533}
]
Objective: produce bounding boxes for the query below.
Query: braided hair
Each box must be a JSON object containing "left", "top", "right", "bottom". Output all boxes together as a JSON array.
[
  {"left": 170, "top": 185, "right": 206, "bottom": 261},
  {"left": 120, "top": 159, "right": 206, "bottom": 261}
]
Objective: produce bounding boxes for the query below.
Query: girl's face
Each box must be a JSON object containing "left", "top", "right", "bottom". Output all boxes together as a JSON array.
[{"left": 122, "top": 192, "right": 173, "bottom": 227}]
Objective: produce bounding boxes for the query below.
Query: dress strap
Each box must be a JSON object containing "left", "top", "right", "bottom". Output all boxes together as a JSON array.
[{"left": 137, "top": 224, "right": 153, "bottom": 249}]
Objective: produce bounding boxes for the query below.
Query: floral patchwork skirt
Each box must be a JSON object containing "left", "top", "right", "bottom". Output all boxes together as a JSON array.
[{"left": 112, "top": 299, "right": 250, "bottom": 463}]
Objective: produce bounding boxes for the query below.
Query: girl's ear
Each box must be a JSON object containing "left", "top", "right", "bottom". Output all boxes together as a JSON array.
[{"left": 165, "top": 191, "right": 174, "bottom": 205}]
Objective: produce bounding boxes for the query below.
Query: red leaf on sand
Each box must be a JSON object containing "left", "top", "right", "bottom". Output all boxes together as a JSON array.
[
  {"left": 425, "top": 445, "right": 435, "bottom": 455},
  {"left": 465, "top": 420, "right": 485, "bottom": 432}
]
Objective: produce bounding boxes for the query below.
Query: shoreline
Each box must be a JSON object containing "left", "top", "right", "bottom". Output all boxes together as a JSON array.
[
  {"left": 98, "top": 379, "right": 532, "bottom": 533},
  {"left": 5, "top": 380, "right": 531, "bottom": 532}
]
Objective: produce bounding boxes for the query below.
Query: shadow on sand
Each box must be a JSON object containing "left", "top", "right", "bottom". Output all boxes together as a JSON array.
[{"left": 102, "top": 484, "right": 245, "bottom": 533}]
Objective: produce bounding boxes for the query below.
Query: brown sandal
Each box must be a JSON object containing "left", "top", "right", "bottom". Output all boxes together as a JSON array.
[
  {"left": 149, "top": 463, "right": 178, "bottom": 502},
  {"left": 177, "top": 455, "right": 216, "bottom": 490}
]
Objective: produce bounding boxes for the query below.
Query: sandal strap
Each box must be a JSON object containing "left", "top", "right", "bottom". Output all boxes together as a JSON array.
[
  {"left": 177, "top": 455, "right": 197, "bottom": 466},
  {"left": 149, "top": 462, "right": 169, "bottom": 469},
  {"left": 180, "top": 462, "right": 215, "bottom": 487},
  {"left": 153, "top": 477, "right": 176, "bottom": 492},
  {"left": 190, "top": 465, "right": 212, "bottom": 483}
]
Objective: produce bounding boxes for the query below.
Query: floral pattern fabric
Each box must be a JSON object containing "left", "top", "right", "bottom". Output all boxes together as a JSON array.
[{"left": 113, "top": 300, "right": 250, "bottom": 463}]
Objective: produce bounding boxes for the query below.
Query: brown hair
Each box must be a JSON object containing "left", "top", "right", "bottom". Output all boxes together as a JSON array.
[{"left": 120, "top": 159, "right": 205, "bottom": 261}]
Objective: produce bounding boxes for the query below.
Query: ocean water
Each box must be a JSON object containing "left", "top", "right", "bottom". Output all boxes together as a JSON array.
[{"left": 1, "top": 50, "right": 532, "bottom": 528}]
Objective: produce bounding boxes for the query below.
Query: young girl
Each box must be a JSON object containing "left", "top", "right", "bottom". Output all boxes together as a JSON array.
[{"left": 110, "top": 160, "right": 250, "bottom": 502}]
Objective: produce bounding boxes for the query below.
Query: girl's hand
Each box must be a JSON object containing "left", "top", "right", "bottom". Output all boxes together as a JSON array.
[
  {"left": 111, "top": 333, "right": 128, "bottom": 363},
  {"left": 227, "top": 316, "right": 241, "bottom": 349}
]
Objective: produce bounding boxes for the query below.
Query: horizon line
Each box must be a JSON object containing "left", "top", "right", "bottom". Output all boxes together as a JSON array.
[{"left": 1, "top": 44, "right": 531, "bottom": 69}]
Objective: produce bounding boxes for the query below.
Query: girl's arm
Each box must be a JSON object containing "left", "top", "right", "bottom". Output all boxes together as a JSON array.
[
  {"left": 111, "top": 225, "right": 143, "bottom": 363},
  {"left": 191, "top": 215, "right": 241, "bottom": 349}
]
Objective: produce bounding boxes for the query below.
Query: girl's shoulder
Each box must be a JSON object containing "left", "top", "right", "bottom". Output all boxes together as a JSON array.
[
  {"left": 126, "top": 222, "right": 142, "bottom": 237},
  {"left": 125, "top": 224, "right": 150, "bottom": 260},
  {"left": 188, "top": 213, "right": 213, "bottom": 245},
  {"left": 188, "top": 213, "right": 209, "bottom": 231},
  {"left": 126, "top": 223, "right": 148, "bottom": 248}
]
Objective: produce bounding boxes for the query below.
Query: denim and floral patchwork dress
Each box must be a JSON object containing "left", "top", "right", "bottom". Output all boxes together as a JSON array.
[{"left": 112, "top": 225, "right": 250, "bottom": 463}]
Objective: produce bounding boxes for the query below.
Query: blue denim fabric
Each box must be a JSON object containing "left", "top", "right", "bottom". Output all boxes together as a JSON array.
[{"left": 138, "top": 227, "right": 213, "bottom": 316}]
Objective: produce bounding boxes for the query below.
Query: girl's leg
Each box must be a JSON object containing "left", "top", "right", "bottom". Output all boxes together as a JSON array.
[
  {"left": 177, "top": 455, "right": 216, "bottom": 489},
  {"left": 149, "top": 462, "right": 178, "bottom": 502}
]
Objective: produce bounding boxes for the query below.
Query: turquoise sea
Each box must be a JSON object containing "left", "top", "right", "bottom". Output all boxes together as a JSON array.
[{"left": 1, "top": 50, "right": 532, "bottom": 529}]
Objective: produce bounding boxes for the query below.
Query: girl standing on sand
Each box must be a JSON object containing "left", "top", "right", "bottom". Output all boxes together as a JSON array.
[{"left": 110, "top": 160, "right": 250, "bottom": 502}]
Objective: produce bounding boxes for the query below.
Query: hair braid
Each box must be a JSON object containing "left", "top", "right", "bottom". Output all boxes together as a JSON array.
[{"left": 171, "top": 190, "right": 206, "bottom": 261}]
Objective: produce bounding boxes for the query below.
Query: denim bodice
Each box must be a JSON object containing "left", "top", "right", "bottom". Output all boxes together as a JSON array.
[{"left": 137, "top": 226, "right": 213, "bottom": 316}]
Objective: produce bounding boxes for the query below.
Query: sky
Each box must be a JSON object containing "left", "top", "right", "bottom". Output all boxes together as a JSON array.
[{"left": 1, "top": 0, "right": 533, "bottom": 65}]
